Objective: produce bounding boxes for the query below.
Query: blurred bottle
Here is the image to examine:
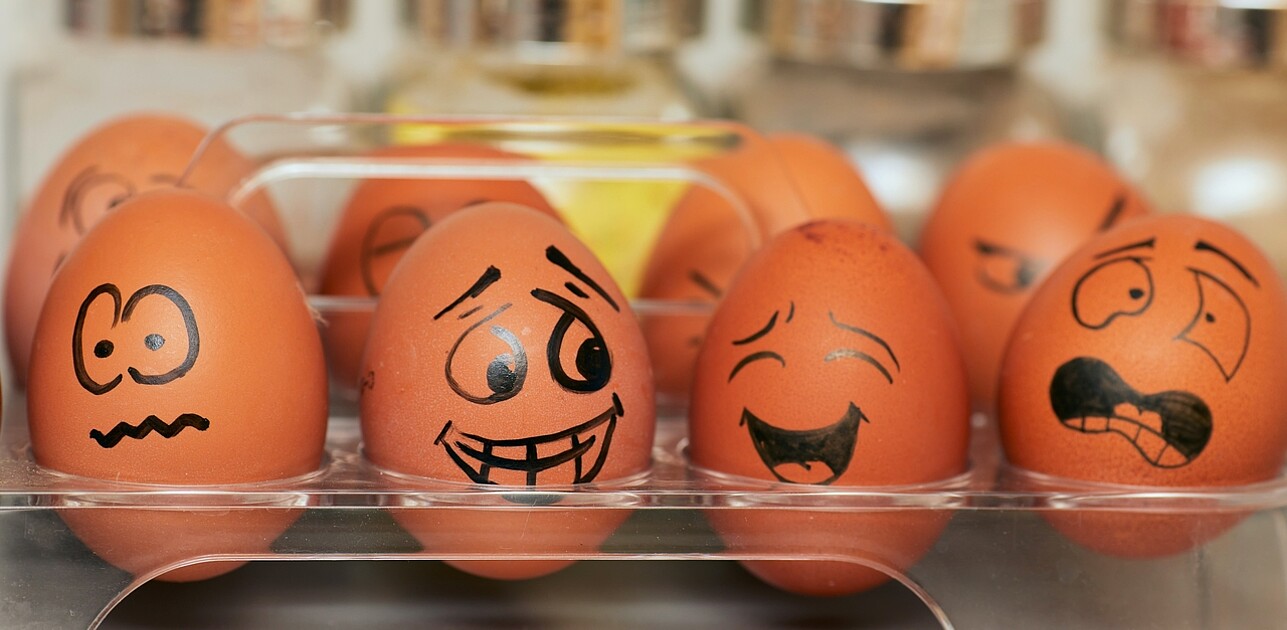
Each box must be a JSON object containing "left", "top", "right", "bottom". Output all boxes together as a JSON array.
[
  {"left": 1104, "top": 0, "right": 1287, "bottom": 275},
  {"left": 384, "top": 0, "right": 709, "bottom": 295},
  {"left": 733, "top": 0, "right": 1061, "bottom": 243},
  {"left": 8, "top": 0, "right": 354, "bottom": 209},
  {"left": 385, "top": 0, "right": 706, "bottom": 120}
]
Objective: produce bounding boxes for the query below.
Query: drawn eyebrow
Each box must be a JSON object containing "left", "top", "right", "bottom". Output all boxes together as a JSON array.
[
  {"left": 1094, "top": 238, "right": 1155, "bottom": 260},
  {"left": 732, "top": 311, "right": 779, "bottom": 346},
  {"left": 1196, "top": 240, "right": 1259, "bottom": 288},
  {"left": 825, "top": 348, "right": 893, "bottom": 384},
  {"left": 564, "top": 282, "right": 589, "bottom": 299},
  {"left": 688, "top": 270, "right": 722, "bottom": 299},
  {"left": 973, "top": 239, "right": 1027, "bottom": 257},
  {"left": 1097, "top": 193, "right": 1128, "bottom": 232},
  {"left": 434, "top": 266, "right": 501, "bottom": 320},
  {"left": 828, "top": 312, "right": 900, "bottom": 372},
  {"left": 456, "top": 305, "right": 484, "bottom": 320},
  {"left": 728, "top": 350, "right": 785, "bottom": 382},
  {"left": 785, "top": 301, "right": 795, "bottom": 323},
  {"left": 546, "top": 246, "right": 619, "bottom": 312}
]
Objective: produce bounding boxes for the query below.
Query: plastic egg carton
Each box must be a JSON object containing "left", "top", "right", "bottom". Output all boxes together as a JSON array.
[{"left": 2, "top": 116, "right": 1285, "bottom": 629}]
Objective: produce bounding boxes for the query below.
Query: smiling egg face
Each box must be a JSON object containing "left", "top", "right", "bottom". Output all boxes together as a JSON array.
[
  {"left": 919, "top": 142, "right": 1152, "bottom": 412},
  {"left": 689, "top": 220, "right": 969, "bottom": 595}
]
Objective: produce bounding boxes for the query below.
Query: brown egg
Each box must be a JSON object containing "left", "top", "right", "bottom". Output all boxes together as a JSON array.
[
  {"left": 920, "top": 142, "right": 1152, "bottom": 412},
  {"left": 361, "top": 202, "right": 653, "bottom": 579},
  {"left": 4, "top": 114, "right": 287, "bottom": 385},
  {"left": 28, "top": 189, "right": 327, "bottom": 581},
  {"left": 319, "top": 144, "right": 557, "bottom": 393},
  {"left": 689, "top": 220, "right": 969, "bottom": 595},
  {"left": 999, "top": 214, "right": 1287, "bottom": 556},
  {"left": 639, "top": 133, "right": 890, "bottom": 402}
]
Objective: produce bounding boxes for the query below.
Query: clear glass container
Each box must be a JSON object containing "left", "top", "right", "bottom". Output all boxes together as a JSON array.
[
  {"left": 732, "top": 0, "right": 1063, "bottom": 243},
  {"left": 0, "top": 115, "right": 1284, "bottom": 628},
  {"left": 1102, "top": 0, "right": 1287, "bottom": 277},
  {"left": 5, "top": 0, "right": 355, "bottom": 219}
]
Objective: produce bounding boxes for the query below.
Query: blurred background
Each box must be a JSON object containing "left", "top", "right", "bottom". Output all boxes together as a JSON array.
[{"left": 1, "top": 1, "right": 1285, "bottom": 627}]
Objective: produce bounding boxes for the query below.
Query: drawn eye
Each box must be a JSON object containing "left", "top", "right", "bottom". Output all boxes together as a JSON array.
[
  {"left": 62, "top": 169, "right": 135, "bottom": 235},
  {"left": 548, "top": 310, "right": 612, "bottom": 393},
  {"left": 728, "top": 350, "right": 786, "bottom": 383},
  {"left": 1072, "top": 257, "right": 1154, "bottom": 330},
  {"left": 974, "top": 240, "right": 1046, "bottom": 294},
  {"left": 360, "top": 206, "right": 432, "bottom": 296},
  {"left": 1177, "top": 270, "right": 1250, "bottom": 382},
  {"left": 446, "top": 306, "right": 528, "bottom": 405}
]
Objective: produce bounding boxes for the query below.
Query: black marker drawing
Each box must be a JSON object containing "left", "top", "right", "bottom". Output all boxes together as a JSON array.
[
  {"left": 435, "top": 266, "right": 501, "bottom": 320},
  {"left": 1176, "top": 269, "right": 1250, "bottom": 382},
  {"left": 89, "top": 413, "right": 211, "bottom": 448},
  {"left": 360, "top": 371, "right": 376, "bottom": 394},
  {"left": 733, "top": 310, "right": 778, "bottom": 346},
  {"left": 1195, "top": 240, "right": 1259, "bottom": 288},
  {"left": 1071, "top": 256, "right": 1154, "bottom": 330},
  {"left": 434, "top": 392, "right": 624, "bottom": 485},
  {"left": 1097, "top": 192, "right": 1128, "bottom": 232},
  {"left": 532, "top": 289, "right": 613, "bottom": 393},
  {"left": 740, "top": 403, "right": 868, "bottom": 485},
  {"left": 445, "top": 304, "right": 528, "bottom": 405},
  {"left": 687, "top": 270, "right": 723, "bottom": 299},
  {"left": 60, "top": 166, "right": 135, "bottom": 236},
  {"left": 1093, "top": 238, "right": 1154, "bottom": 260},
  {"left": 546, "top": 245, "right": 619, "bottom": 312},
  {"left": 1049, "top": 357, "right": 1212, "bottom": 468},
  {"left": 973, "top": 239, "right": 1045, "bottom": 294},
  {"left": 360, "top": 206, "right": 432, "bottom": 296},
  {"left": 728, "top": 350, "right": 786, "bottom": 382},
  {"left": 72, "top": 283, "right": 200, "bottom": 396},
  {"left": 829, "top": 311, "right": 900, "bottom": 373}
]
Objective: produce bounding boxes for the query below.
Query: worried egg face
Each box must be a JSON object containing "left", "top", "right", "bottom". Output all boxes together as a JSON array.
[
  {"left": 1000, "top": 215, "right": 1287, "bottom": 557},
  {"left": 919, "top": 142, "right": 1152, "bottom": 412},
  {"left": 319, "top": 144, "right": 557, "bottom": 391},
  {"left": 360, "top": 202, "right": 653, "bottom": 487},
  {"left": 4, "top": 114, "right": 287, "bottom": 385}
]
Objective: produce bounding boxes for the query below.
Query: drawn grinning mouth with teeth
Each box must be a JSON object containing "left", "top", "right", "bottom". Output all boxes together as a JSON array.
[
  {"left": 434, "top": 393, "right": 623, "bottom": 486},
  {"left": 1049, "top": 357, "right": 1213, "bottom": 468},
  {"left": 741, "top": 403, "right": 868, "bottom": 485}
]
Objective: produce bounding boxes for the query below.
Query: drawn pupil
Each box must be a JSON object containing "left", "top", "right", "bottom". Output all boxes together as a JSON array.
[
  {"left": 1129, "top": 288, "right": 1145, "bottom": 299},
  {"left": 575, "top": 338, "right": 610, "bottom": 380},
  {"left": 145, "top": 333, "right": 165, "bottom": 351},
  {"left": 94, "top": 340, "right": 113, "bottom": 358},
  {"left": 1205, "top": 312, "right": 1216, "bottom": 323},
  {"left": 487, "top": 356, "right": 517, "bottom": 394}
]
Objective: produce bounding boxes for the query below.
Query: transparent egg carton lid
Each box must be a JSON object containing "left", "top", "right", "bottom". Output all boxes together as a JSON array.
[{"left": 0, "top": 115, "right": 1283, "bottom": 629}]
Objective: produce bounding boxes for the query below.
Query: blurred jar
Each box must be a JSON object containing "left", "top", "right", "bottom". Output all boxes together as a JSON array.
[
  {"left": 734, "top": 0, "right": 1060, "bottom": 243},
  {"left": 8, "top": 0, "right": 354, "bottom": 206},
  {"left": 1104, "top": 0, "right": 1287, "bottom": 275},
  {"left": 385, "top": 0, "right": 707, "bottom": 119}
]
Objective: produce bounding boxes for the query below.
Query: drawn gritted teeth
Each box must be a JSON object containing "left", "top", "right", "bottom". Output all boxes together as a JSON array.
[
  {"left": 741, "top": 403, "right": 867, "bottom": 486},
  {"left": 88, "top": 413, "right": 210, "bottom": 448},
  {"left": 435, "top": 394, "right": 621, "bottom": 486},
  {"left": 1049, "top": 357, "right": 1213, "bottom": 468}
]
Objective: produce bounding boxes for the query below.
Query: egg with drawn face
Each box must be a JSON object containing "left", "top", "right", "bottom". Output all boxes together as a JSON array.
[
  {"left": 919, "top": 142, "right": 1152, "bottom": 412},
  {"left": 319, "top": 144, "right": 557, "bottom": 392},
  {"left": 361, "top": 202, "right": 653, "bottom": 579},
  {"left": 28, "top": 189, "right": 326, "bottom": 581},
  {"left": 690, "top": 220, "right": 969, "bottom": 595},
  {"left": 1000, "top": 214, "right": 1287, "bottom": 556},
  {"left": 4, "top": 114, "right": 287, "bottom": 385}
]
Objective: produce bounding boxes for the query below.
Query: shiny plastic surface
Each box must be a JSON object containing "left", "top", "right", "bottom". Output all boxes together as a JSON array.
[{"left": 3, "top": 116, "right": 1285, "bottom": 629}]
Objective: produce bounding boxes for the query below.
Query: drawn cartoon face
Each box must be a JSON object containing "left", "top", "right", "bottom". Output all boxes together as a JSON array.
[
  {"left": 1000, "top": 215, "right": 1287, "bottom": 486},
  {"left": 919, "top": 143, "right": 1151, "bottom": 411},
  {"left": 360, "top": 203, "right": 654, "bottom": 489},
  {"left": 28, "top": 190, "right": 327, "bottom": 486},
  {"left": 689, "top": 220, "right": 970, "bottom": 488}
]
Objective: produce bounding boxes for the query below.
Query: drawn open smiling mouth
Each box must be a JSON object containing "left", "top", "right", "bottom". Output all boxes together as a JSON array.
[
  {"left": 1050, "top": 357, "right": 1213, "bottom": 468},
  {"left": 89, "top": 413, "right": 210, "bottom": 448},
  {"left": 741, "top": 403, "right": 868, "bottom": 485},
  {"left": 434, "top": 393, "right": 623, "bottom": 486}
]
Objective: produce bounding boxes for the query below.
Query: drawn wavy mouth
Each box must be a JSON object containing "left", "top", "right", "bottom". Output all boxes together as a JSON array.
[
  {"left": 741, "top": 403, "right": 867, "bottom": 485},
  {"left": 89, "top": 413, "right": 210, "bottom": 448},
  {"left": 435, "top": 393, "right": 623, "bottom": 486},
  {"left": 1049, "top": 357, "right": 1212, "bottom": 468}
]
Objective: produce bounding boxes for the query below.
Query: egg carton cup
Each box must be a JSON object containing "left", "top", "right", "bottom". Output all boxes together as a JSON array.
[{"left": 0, "top": 115, "right": 1284, "bottom": 629}]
